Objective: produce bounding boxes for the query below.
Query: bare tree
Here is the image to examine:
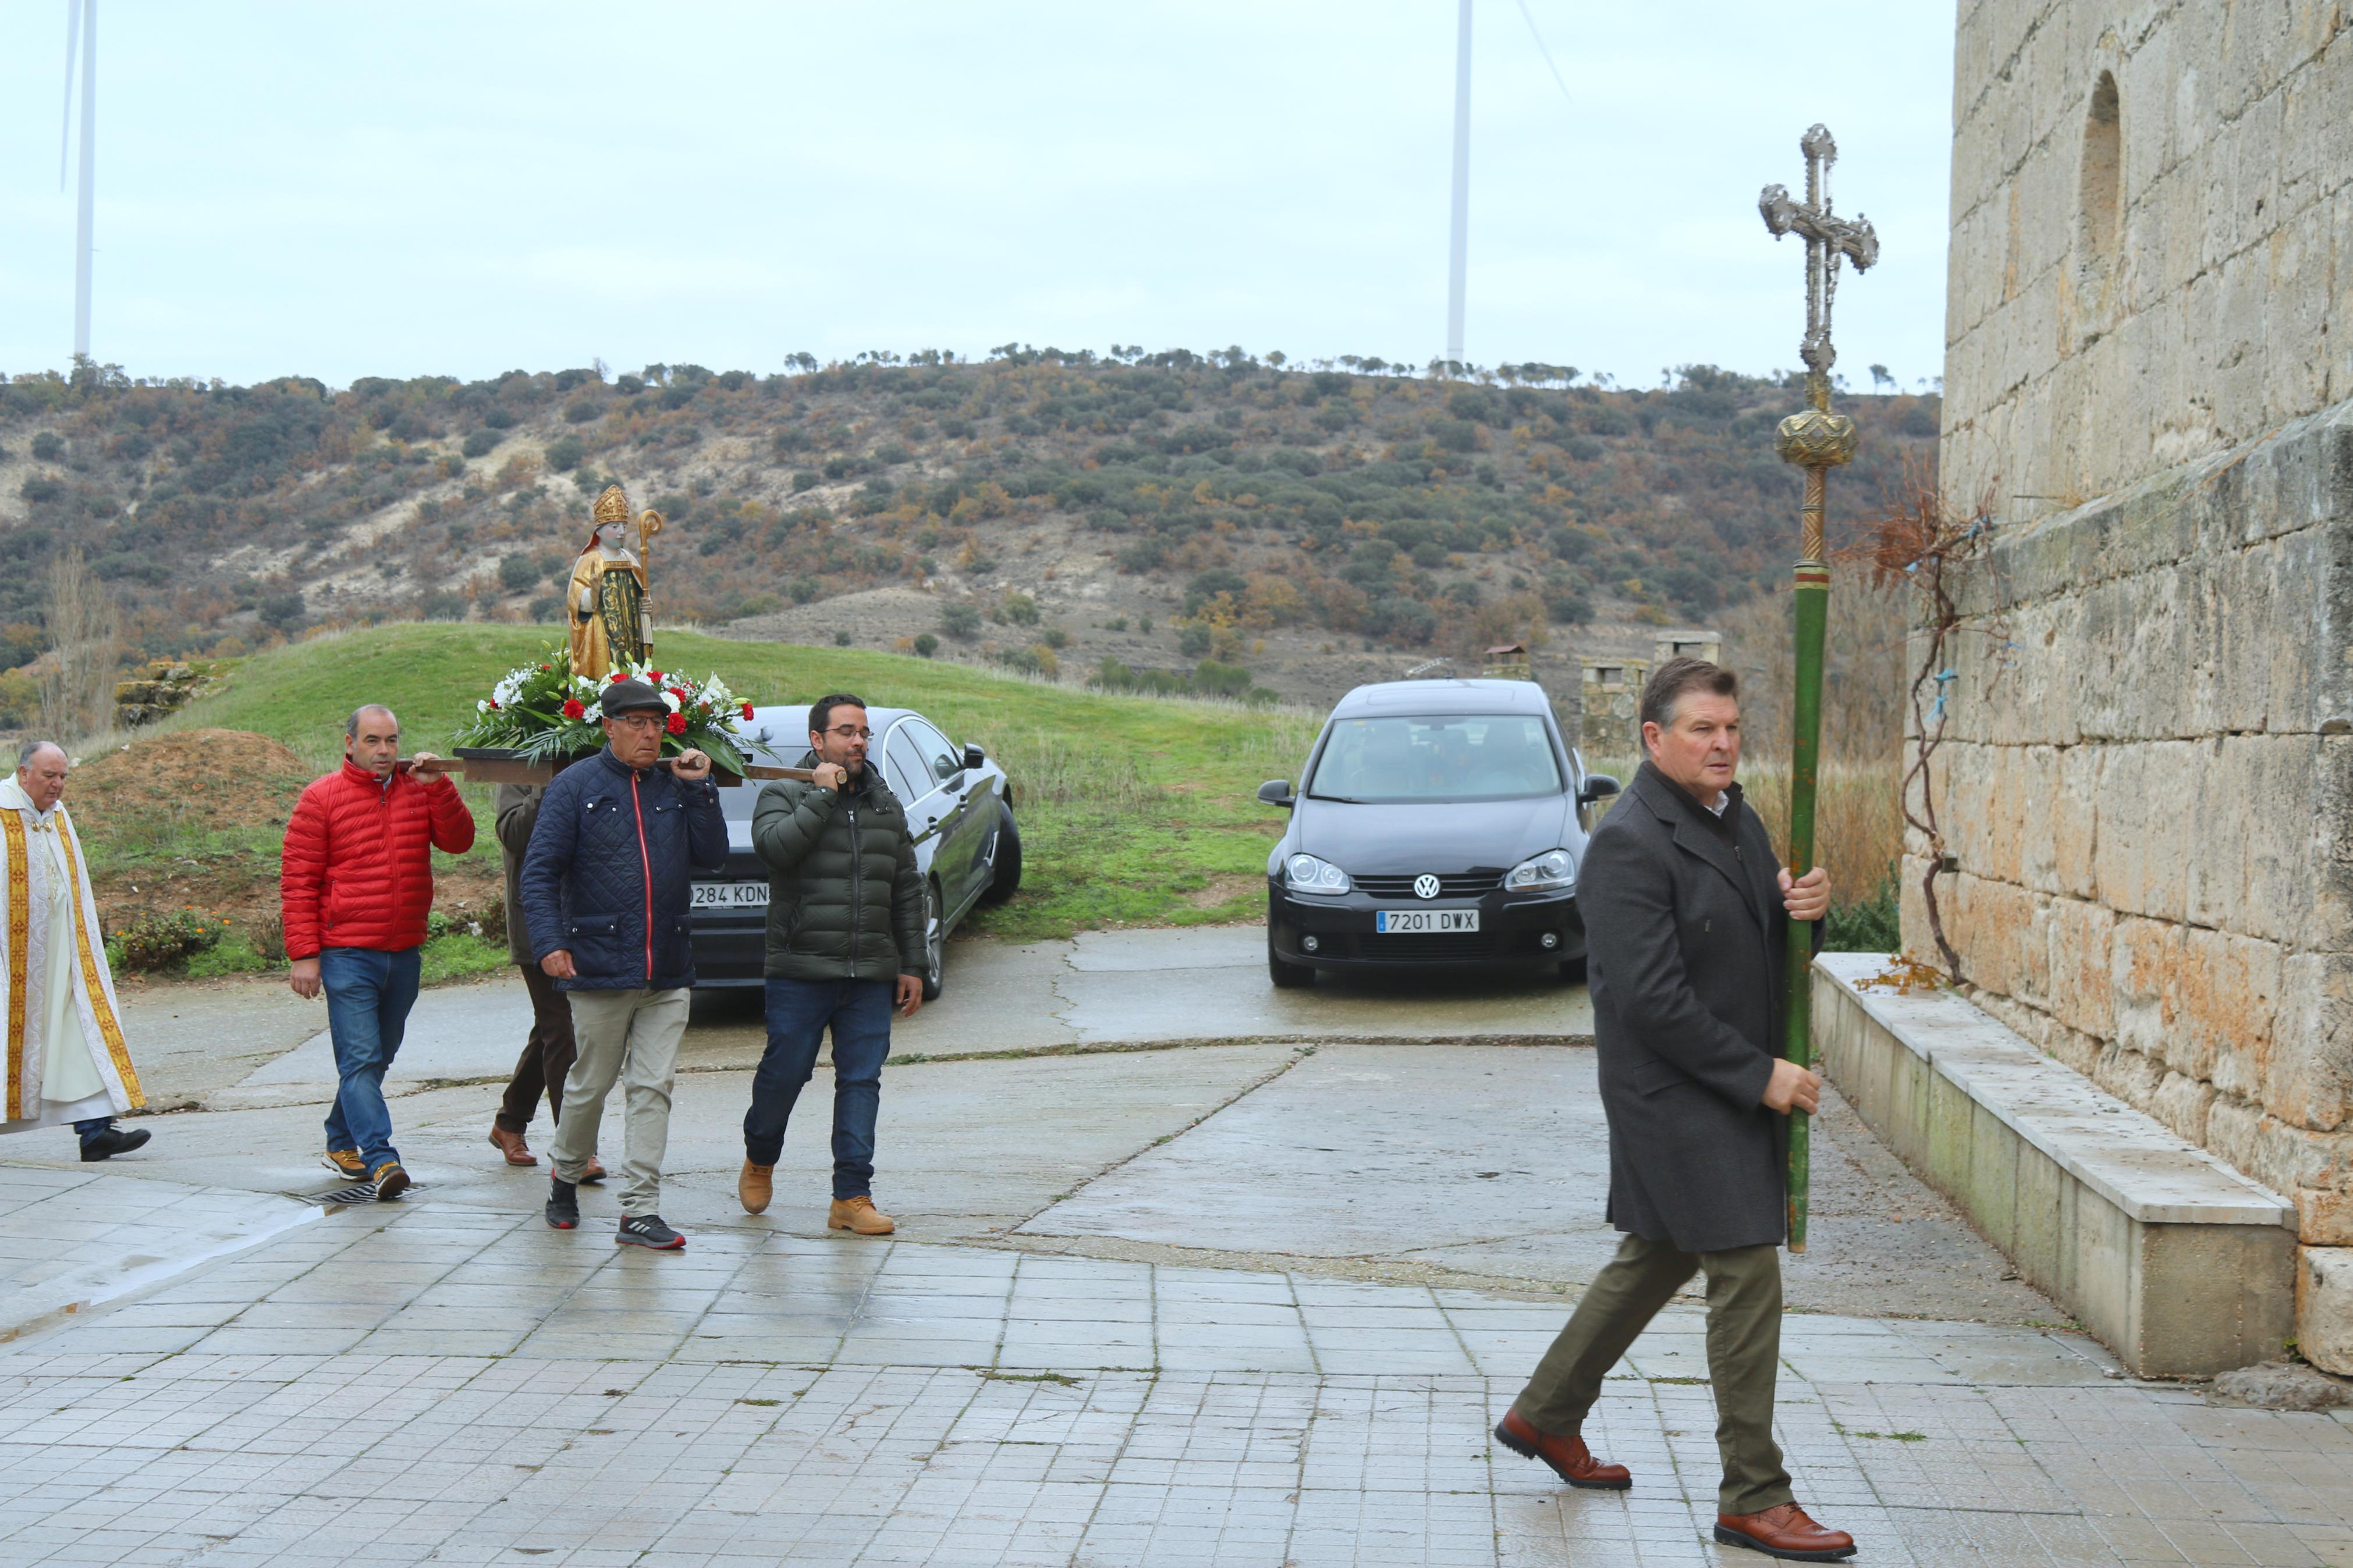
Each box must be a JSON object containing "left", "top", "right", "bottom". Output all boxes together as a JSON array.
[{"left": 40, "top": 547, "right": 119, "bottom": 743}]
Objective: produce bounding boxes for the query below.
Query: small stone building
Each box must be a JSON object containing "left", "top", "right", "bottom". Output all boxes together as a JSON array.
[
  {"left": 1576, "top": 657, "right": 1648, "bottom": 759},
  {"left": 1929, "top": 2, "right": 2353, "bottom": 1367}
]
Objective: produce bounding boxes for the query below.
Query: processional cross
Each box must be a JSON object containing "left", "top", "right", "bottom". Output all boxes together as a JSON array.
[{"left": 1758, "top": 123, "right": 1877, "bottom": 1253}]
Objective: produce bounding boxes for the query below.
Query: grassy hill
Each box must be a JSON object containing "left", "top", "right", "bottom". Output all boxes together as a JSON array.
[
  {"left": 76, "top": 623, "right": 1318, "bottom": 979},
  {"left": 0, "top": 353, "right": 1937, "bottom": 722}
]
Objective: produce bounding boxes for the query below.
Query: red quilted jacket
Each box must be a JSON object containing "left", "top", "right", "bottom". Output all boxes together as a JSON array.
[{"left": 281, "top": 762, "right": 477, "bottom": 958}]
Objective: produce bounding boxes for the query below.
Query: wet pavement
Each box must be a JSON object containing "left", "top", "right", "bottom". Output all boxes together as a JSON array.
[{"left": 8, "top": 929, "right": 2347, "bottom": 1565}]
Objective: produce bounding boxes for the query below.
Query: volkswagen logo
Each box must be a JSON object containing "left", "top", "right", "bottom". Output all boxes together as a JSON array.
[{"left": 1413, "top": 874, "right": 1441, "bottom": 900}]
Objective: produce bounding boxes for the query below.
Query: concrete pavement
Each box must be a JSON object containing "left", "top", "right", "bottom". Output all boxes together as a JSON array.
[{"left": 12, "top": 927, "right": 2348, "bottom": 1564}]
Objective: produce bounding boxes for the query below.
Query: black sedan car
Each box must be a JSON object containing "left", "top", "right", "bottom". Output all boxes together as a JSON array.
[
  {"left": 1258, "top": 678, "right": 1617, "bottom": 986},
  {"left": 688, "top": 704, "right": 1020, "bottom": 1000}
]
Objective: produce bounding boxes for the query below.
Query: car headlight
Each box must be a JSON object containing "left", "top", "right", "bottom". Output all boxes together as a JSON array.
[
  {"left": 1506, "top": 848, "right": 1575, "bottom": 893},
  {"left": 1284, "top": 852, "right": 1352, "bottom": 895}
]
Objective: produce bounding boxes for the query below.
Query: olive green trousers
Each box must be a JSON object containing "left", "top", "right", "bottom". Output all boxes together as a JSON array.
[{"left": 1511, "top": 1232, "right": 1793, "bottom": 1516}]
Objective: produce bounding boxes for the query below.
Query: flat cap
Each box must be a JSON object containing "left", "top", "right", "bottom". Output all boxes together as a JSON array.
[{"left": 599, "top": 678, "right": 668, "bottom": 716}]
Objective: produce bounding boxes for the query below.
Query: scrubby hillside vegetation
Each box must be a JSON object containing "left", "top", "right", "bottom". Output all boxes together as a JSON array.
[{"left": 0, "top": 351, "right": 1936, "bottom": 719}]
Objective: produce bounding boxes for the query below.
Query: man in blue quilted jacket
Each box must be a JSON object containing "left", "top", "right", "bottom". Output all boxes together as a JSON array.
[{"left": 520, "top": 678, "right": 727, "bottom": 1248}]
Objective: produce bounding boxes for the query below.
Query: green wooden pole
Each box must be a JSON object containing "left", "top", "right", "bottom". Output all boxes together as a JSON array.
[{"left": 1784, "top": 500, "right": 1830, "bottom": 1253}]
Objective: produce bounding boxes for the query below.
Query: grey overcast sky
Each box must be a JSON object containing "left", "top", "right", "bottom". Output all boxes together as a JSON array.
[{"left": 0, "top": 2, "right": 1957, "bottom": 390}]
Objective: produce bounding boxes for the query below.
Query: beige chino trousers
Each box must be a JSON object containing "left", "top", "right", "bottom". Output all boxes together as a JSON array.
[{"left": 548, "top": 986, "right": 689, "bottom": 1218}]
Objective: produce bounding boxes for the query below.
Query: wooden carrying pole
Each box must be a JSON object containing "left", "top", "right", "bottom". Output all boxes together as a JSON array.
[
  {"left": 404, "top": 758, "right": 814, "bottom": 785},
  {"left": 1759, "top": 123, "right": 1878, "bottom": 1252}
]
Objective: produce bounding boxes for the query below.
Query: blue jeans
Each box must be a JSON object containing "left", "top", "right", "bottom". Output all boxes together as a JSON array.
[
  {"left": 746, "top": 979, "right": 892, "bottom": 1199},
  {"left": 319, "top": 945, "right": 423, "bottom": 1176}
]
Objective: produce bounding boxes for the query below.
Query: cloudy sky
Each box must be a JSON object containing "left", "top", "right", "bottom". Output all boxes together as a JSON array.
[{"left": 0, "top": 2, "right": 1957, "bottom": 390}]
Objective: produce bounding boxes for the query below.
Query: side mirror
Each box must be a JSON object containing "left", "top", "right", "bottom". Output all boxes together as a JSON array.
[
  {"left": 964, "top": 742, "right": 986, "bottom": 771},
  {"left": 1577, "top": 774, "right": 1621, "bottom": 805},
  {"left": 1257, "top": 779, "right": 1295, "bottom": 808}
]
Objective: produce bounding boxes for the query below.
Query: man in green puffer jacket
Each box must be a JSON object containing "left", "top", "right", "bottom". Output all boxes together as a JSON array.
[{"left": 739, "top": 692, "right": 927, "bottom": 1233}]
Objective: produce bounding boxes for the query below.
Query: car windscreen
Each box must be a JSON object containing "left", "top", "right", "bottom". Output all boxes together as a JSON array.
[{"left": 1307, "top": 714, "right": 1564, "bottom": 802}]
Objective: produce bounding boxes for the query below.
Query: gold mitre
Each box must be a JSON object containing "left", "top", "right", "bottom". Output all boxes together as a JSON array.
[{"left": 592, "top": 484, "right": 631, "bottom": 525}]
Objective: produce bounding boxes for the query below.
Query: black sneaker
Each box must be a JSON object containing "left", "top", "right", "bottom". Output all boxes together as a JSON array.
[
  {"left": 616, "top": 1214, "right": 684, "bottom": 1250},
  {"left": 545, "top": 1176, "right": 579, "bottom": 1230},
  {"left": 79, "top": 1125, "right": 151, "bottom": 1162}
]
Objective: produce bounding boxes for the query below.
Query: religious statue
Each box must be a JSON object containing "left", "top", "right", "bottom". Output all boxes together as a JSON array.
[{"left": 566, "top": 484, "right": 665, "bottom": 681}]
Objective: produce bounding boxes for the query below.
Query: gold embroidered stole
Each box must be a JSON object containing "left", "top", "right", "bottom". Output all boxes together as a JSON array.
[
  {"left": 55, "top": 813, "right": 139, "bottom": 1106},
  {"left": 2, "top": 812, "right": 24, "bottom": 1119}
]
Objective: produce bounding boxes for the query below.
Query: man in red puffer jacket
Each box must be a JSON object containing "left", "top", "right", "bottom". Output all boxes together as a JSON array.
[{"left": 281, "top": 703, "right": 475, "bottom": 1199}]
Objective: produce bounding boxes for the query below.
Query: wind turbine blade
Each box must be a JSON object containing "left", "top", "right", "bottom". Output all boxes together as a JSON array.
[
  {"left": 1513, "top": 0, "right": 1573, "bottom": 110},
  {"left": 59, "top": 0, "right": 83, "bottom": 192}
]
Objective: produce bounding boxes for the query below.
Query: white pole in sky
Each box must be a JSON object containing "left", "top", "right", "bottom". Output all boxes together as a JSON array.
[
  {"left": 1445, "top": 0, "right": 1472, "bottom": 366},
  {"left": 61, "top": 0, "right": 97, "bottom": 362}
]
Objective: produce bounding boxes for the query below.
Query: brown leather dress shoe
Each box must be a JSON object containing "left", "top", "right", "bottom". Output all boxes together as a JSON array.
[
  {"left": 1492, "top": 1409, "right": 1631, "bottom": 1489},
  {"left": 739, "top": 1161, "right": 774, "bottom": 1214},
  {"left": 488, "top": 1127, "right": 537, "bottom": 1166},
  {"left": 828, "top": 1196, "right": 895, "bottom": 1235},
  {"left": 579, "top": 1157, "right": 607, "bottom": 1185},
  {"left": 1713, "top": 1503, "right": 1856, "bottom": 1561}
]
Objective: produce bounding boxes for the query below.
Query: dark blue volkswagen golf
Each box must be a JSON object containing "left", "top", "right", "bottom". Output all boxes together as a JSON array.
[{"left": 1257, "top": 678, "right": 1618, "bottom": 987}]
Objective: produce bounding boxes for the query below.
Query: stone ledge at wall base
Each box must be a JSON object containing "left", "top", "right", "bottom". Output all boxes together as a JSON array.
[{"left": 1812, "top": 951, "right": 2302, "bottom": 1378}]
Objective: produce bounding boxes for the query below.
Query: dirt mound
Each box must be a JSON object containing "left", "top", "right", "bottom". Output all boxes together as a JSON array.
[{"left": 71, "top": 728, "right": 315, "bottom": 832}]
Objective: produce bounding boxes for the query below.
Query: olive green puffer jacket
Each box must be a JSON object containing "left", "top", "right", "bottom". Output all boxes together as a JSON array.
[{"left": 750, "top": 758, "right": 927, "bottom": 983}]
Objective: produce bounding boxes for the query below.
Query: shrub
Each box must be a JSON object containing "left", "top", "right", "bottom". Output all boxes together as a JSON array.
[
  {"left": 30, "top": 431, "right": 64, "bottom": 461},
  {"left": 833, "top": 630, "right": 853, "bottom": 646},
  {"left": 258, "top": 592, "right": 308, "bottom": 632},
  {"left": 996, "top": 592, "right": 1040, "bottom": 627},
  {"left": 545, "top": 436, "right": 587, "bottom": 472},
  {"left": 20, "top": 476, "right": 62, "bottom": 503},
  {"left": 791, "top": 471, "right": 819, "bottom": 492},
  {"left": 941, "top": 603, "right": 982, "bottom": 639},
  {"left": 1176, "top": 623, "right": 1212, "bottom": 658},
  {"left": 913, "top": 632, "right": 939, "bottom": 657},
  {"left": 1040, "top": 627, "right": 1069, "bottom": 650},
  {"left": 115, "top": 908, "right": 227, "bottom": 972},
  {"left": 498, "top": 553, "right": 545, "bottom": 593},
  {"left": 483, "top": 407, "right": 517, "bottom": 429},
  {"left": 563, "top": 398, "right": 602, "bottom": 424},
  {"left": 1365, "top": 596, "right": 1438, "bottom": 645}
]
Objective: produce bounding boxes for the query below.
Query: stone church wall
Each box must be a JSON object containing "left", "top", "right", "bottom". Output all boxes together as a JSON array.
[{"left": 1928, "top": 1, "right": 2353, "bottom": 1265}]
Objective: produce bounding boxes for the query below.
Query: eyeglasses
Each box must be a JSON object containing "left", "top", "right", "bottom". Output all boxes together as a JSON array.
[
  {"left": 608, "top": 713, "right": 666, "bottom": 732},
  {"left": 824, "top": 726, "right": 873, "bottom": 741}
]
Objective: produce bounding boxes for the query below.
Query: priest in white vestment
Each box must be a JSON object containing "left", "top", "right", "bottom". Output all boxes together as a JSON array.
[{"left": 0, "top": 741, "right": 150, "bottom": 1159}]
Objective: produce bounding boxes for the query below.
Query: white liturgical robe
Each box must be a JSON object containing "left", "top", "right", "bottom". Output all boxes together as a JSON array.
[{"left": 0, "top": 773, "right": 141, "bottom": 1133}]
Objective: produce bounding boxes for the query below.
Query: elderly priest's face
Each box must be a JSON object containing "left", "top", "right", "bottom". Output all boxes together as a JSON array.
[{"left": 17, "top": 744, "right": 68, "bottom": 813}]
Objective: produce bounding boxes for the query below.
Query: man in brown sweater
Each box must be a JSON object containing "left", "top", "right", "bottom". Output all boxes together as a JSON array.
[{"left": 484, "top": 783, "right": 600, "bottom": 1182}]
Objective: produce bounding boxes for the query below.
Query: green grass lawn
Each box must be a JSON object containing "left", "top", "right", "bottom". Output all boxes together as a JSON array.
[{"left": 152, "top": 622, "right": 1320, "bottom": 944}]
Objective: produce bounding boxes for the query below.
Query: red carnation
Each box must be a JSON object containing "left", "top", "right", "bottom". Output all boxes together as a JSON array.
[
  {"left": 666, "top": 712, "right": 687, "bottom": 735},
  {"left": 740, "top": 702, "right": 754, "bottom": 721},
  {"left": 648, "top": 670, "right": 665, "bottom": 683},
  {"left": 486, "top": 699, "right": 500, "bottom": 710},
  {"left": 562, "top": 698, "right": 585, "bottom": 720}
]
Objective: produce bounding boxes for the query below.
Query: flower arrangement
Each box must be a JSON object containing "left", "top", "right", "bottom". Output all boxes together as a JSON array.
[{"left": 456, "top": 646, "right": 754, "bottom": 774}]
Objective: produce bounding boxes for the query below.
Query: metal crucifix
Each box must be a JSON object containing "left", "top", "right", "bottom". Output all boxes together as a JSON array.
[{"left": 1758, "top": 123, "right": 1878, "bottom": 1254}]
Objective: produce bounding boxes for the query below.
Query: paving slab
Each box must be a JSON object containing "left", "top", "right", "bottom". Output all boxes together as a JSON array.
[
  {"left": 8, "top": 1044, "right": 1305, "bottom": 1246},
  {"left": 192, "top": 928, "right": 1591, "bottom": 1115},
  {"left": 1018, "top": 1041, "right": 2059, "bottom": 1321},
  {"left": 1, "top": 1203, "right": 2344, "bottom": 1567}
]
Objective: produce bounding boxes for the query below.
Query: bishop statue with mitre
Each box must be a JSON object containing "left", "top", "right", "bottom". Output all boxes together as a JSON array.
[
  {"left": 567, "top": 483, "right": 657, "bottom": 682},
  {"left": 0, "top": 741, "right": 152, "bottom": 1160}
]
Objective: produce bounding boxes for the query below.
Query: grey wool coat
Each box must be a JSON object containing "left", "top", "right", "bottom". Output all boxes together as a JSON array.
[{"left": 1582, "top": 761, "right": 1801, "bottom": 1254}]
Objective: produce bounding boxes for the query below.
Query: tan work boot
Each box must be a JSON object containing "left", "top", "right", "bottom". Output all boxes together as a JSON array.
[
  {"left": 829, "top": 1195, "right": 895, "bottom": 1235},
  {"left": 739, "top": 1161, "right": 774, "bottom": 1215}
]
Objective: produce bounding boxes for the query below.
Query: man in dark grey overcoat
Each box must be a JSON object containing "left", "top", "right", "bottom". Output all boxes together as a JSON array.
[{"left": 1493, "top": 657, "right": 1855, "bottom": 1563}]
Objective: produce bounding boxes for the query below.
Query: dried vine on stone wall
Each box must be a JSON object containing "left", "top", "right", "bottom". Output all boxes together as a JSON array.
[{"left": 1851, "top": 454, "right": 2000, "bottom": 983}]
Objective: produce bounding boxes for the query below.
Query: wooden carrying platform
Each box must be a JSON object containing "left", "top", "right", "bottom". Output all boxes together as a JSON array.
[{"left": 432, "top": 748, "right": 811, "bottom": 787}]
